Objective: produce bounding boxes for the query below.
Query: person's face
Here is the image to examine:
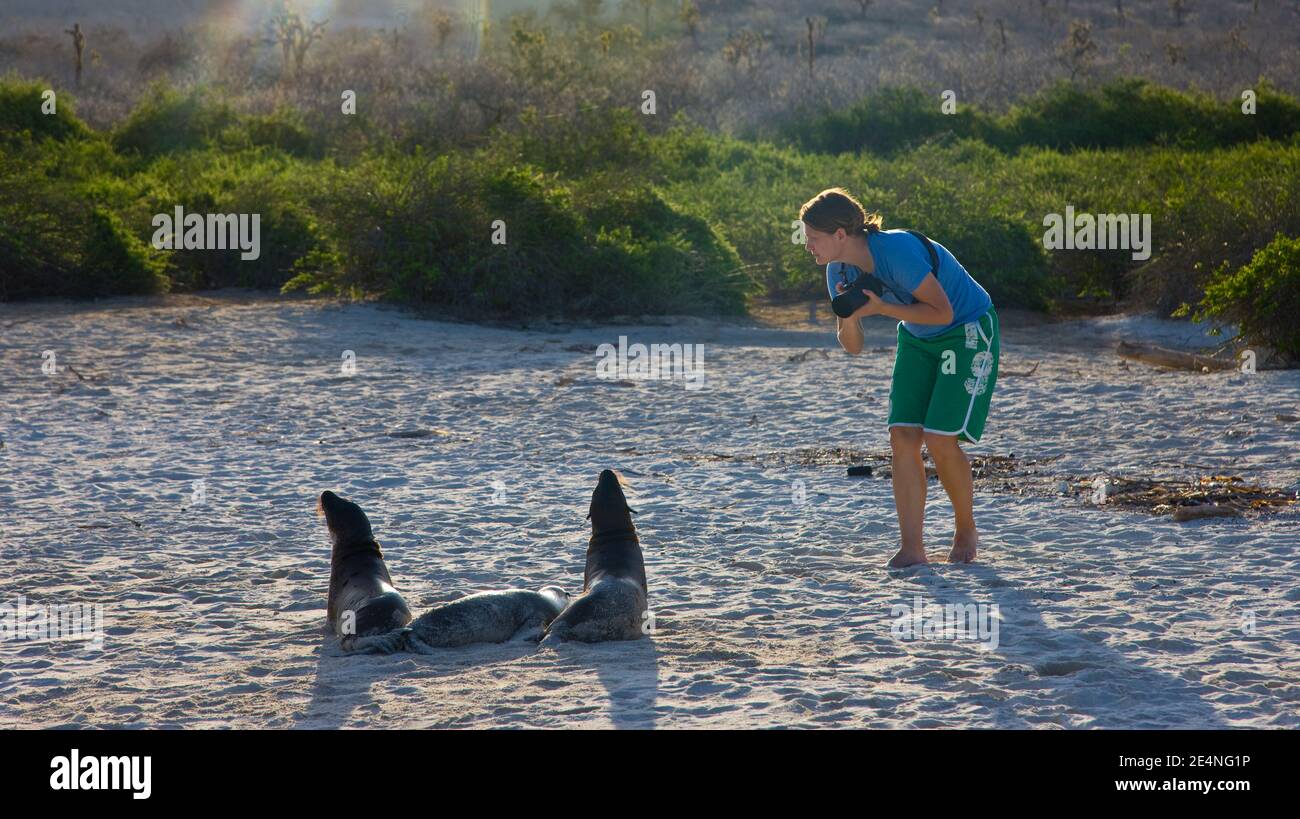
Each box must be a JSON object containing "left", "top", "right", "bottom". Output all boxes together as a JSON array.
[{"left": 803, "top": 225, "right": 846, "bottom": 265}]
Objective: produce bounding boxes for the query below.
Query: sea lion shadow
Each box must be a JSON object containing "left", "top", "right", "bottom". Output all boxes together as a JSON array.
[
  {"left": 546, "top": 637, "right": 661, "bottom": 729},
  {"left": 295, "top": 629, "right": 398, "bottom": 729},
  {"left": 295, "top": 627, "right": 537, "bottom": 728},
  {"left": 893, "top": 562, "right": 1229, "bottom": 729}
]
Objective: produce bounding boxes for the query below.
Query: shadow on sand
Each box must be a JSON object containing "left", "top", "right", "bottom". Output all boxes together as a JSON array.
[
  {"left": 295, "top": 629, "right": 544, "bottom": 729},
  {"left": 885, "top": 560, "right": 1229, "bottom": 729},
  {"left": 542, "top": 637, "right": 662, "bottom": 729}
]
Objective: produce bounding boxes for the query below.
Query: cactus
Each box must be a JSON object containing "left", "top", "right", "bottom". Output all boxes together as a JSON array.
[
  {"left": 64, "top": 23, "right": 85, "bottom": 87},
  {"left": 679, "top": 1, "right": 701, "bottom": 45},
  {"left": 804, "top": 17, "right": 824, "bottom": 79}
]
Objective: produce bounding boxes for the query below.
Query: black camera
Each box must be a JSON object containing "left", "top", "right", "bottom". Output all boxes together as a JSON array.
[{"left": 830, "top": 267, "right": 885, "bottom": 318}]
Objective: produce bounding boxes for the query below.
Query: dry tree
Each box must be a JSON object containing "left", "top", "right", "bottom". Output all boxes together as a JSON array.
[
  {"left": 266, "top": 1, "right": 329, "bottom": 77},
  {"left": 723, "top": 27, "right": 766, "bottom": 75},
  {"left": 1058, "top": 20, "right": 1097, "bottom": 81}
]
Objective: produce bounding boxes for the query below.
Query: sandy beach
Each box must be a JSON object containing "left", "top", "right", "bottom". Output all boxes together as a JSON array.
[{"left": 1, "top": 293, "right": 1297, "bottom": 729}]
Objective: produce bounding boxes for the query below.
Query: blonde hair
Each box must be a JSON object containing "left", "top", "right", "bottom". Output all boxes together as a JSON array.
[{"left": 798, "top": 187, "right": 883, "bottom": 237}]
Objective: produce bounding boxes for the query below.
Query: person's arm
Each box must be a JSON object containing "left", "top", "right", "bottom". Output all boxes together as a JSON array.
[
  {"left": 857, "top": 274, "right": 954, "bottom": 326},
  {"left": 836, "top": 313, "right": 864, "bottom": 355}
]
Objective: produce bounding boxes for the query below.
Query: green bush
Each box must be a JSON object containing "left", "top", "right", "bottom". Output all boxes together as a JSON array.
[
  {"left": 1190, "top": 233, "right": 1300, "bottom": 362},
  {"left": 778, "top": 87, "right": 997, "bottom": 156},
  {"left": 79, "top": 208, "right": 171, "bottom": 296},
  {"left": 284, "top": 146, "right": 749, "bottom": 318},
  {"left": 3, "top": 76, "right": 1297, "bottom": 337},
  {"left": 112, "top": 85, "right": 239, "bottom": 157},
  {"left": 1001, "top": 79, "right": 1219, "bottom": 150},
  {"left": 222, "top": 108, "right": 322, "bottom": 159},
  {"left": 0, "top": 75, "right": 91, "bottom": 143},
  {"left": 0, "top": 137, "right": 160, "bottom": 299},
  {"left": 112, "top": 87, "right": 322, "bottom": 159},
  {"left": 777, "top": 79, "right": 1300, "bottom": 156},
  {"left": 141, "top": 149, "right": 328, "bottom": 290}
]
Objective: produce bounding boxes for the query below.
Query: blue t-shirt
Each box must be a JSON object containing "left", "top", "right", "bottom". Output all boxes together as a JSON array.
[{"left": 826, "top": 229, "right": 992, "bottom": 339}]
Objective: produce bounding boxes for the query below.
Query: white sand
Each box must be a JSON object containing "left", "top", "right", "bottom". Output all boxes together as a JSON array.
[{"left": 1, "top": 293, "right": 1297, "bottom": 729}]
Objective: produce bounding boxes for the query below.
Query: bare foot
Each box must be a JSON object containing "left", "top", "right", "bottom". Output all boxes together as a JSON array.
[
  {"left": 887, "top": 547, "right": 929, "bottom": 568},
  {"left": 947, "top": 530, "right": 978, "bottom": 563}
]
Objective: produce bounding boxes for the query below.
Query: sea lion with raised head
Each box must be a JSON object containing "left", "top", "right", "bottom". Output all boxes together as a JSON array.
[
  {"left": 542, "top": 469, "right": 649, "bottom": 644},
  {"left": 319, "top": 490, "right": 413, "bottom": 648}
]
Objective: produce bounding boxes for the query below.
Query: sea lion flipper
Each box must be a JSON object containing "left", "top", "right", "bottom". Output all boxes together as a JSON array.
[
  {"left": 510, "top": 623, "right": 546, "bottom": 643},
  {"left": 339, "top": 627, "right": 411, "bottom": 655}
]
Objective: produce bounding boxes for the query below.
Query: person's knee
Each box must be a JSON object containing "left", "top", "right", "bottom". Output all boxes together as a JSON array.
[
  {"left": 890, "top": 425, "right": 923, "bottom": 451},
  {"left": 923, "top": 431, "right": 961, "bottom": 454}
]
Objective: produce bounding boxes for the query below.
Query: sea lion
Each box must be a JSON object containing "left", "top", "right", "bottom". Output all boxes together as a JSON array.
[
  {"left": 319, "top": 490, "right": 413, "bottom": 648},
  {"left": 542, "top": 469, "right": 649, "bottom": 644},
  {"left": 346, "top": 587, "right": 571, "bottom": 654}
]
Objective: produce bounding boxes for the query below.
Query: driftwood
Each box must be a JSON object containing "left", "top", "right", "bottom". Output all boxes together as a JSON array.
[
  {"left": 1172, "top": 504, "right": 1242, "bottom": 522},
  {"left": 787, "top": 348, "right": 831, "bottom": 363},
  {"left": 1002, "top": 361, "right": 1040, "bottom": 377},
  {"left": 1116, "top": 340, "right": 1236, "bottom": 372}
]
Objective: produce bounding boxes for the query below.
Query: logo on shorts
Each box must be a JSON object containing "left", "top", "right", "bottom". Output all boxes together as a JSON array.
[
  {"left": 964, "top": 323, "right": 979, "bottom": 349},
  {"left": 965, "top": 351, "right": 993, "bottom": 396}
]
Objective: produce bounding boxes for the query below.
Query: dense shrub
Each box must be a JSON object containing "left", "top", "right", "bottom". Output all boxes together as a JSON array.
[
  {"left": 79, "top": 207, "right": 170, "bottom": 296},
  {"left": 998, "top": 79, "right": 1300, "bottom": 151},
  {"left": 1188, "top": 233, "right": 1300, "bottom": 362},
  {"left": 112, "top": 86, "right": 321, "bottom": 159},
  {"left": 0, "top": 146, "right": 168, "bottom": 298},
  {"left": 140, "top": 150, "right": 329, "bottom": 290},
  {"left": 778, "top": 79, "right": 1300, "bottom": 156},
  {"left": 778, "top": 87, "right": 997, "bottom": 156},
  {"left": 0, "top": 74, "right": 90, "bottom": 142},
  {"left": 1, "top": 76, "right": 1297, "bottom": 334},
  {"left": 283, "top": 147, "right": 749, "bottom": 317},
  {"left": 112, "top": 86, "right": 240, "bottom": 157}
]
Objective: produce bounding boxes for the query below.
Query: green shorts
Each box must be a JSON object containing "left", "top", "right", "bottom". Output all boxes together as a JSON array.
[{"left": 887, "top": 306, "right": 999, "bottom": 444}]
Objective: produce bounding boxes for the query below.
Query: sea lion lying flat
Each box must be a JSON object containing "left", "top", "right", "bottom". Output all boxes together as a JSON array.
[
  {"left": 345, "top": 587, "right": 571, "bottom": 654},
  {"left": 319, "top": 490, "right": 413, "bottom": 650},
  {"left": 542, "top": 469, "right": 649, "bottom": 644},
  {"left": 403, "top": 587, "right": 570, "bottom": 649}
]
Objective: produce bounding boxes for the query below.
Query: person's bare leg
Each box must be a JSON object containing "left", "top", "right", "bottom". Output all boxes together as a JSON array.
[
  {"left": 888, "top": 426, "right": 928, "bottom": 567},
  {"left": 924, "top": 432, "right": 978, "bottom": 563}
]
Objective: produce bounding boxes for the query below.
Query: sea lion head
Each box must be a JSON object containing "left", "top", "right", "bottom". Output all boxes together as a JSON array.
[
  {"left": 538, "top": 585, "right": 571, "bottom": 613},
  {"left": 318, "top": 490, "right": 374, "bottom": 548},
  {"left": 587, "top": 469, "right": 637, "bottom": 535}
]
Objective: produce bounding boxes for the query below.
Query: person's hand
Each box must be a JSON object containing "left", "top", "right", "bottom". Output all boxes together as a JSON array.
[{"left": 851, "top": 288, "right": 883, "bottom": 319}]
